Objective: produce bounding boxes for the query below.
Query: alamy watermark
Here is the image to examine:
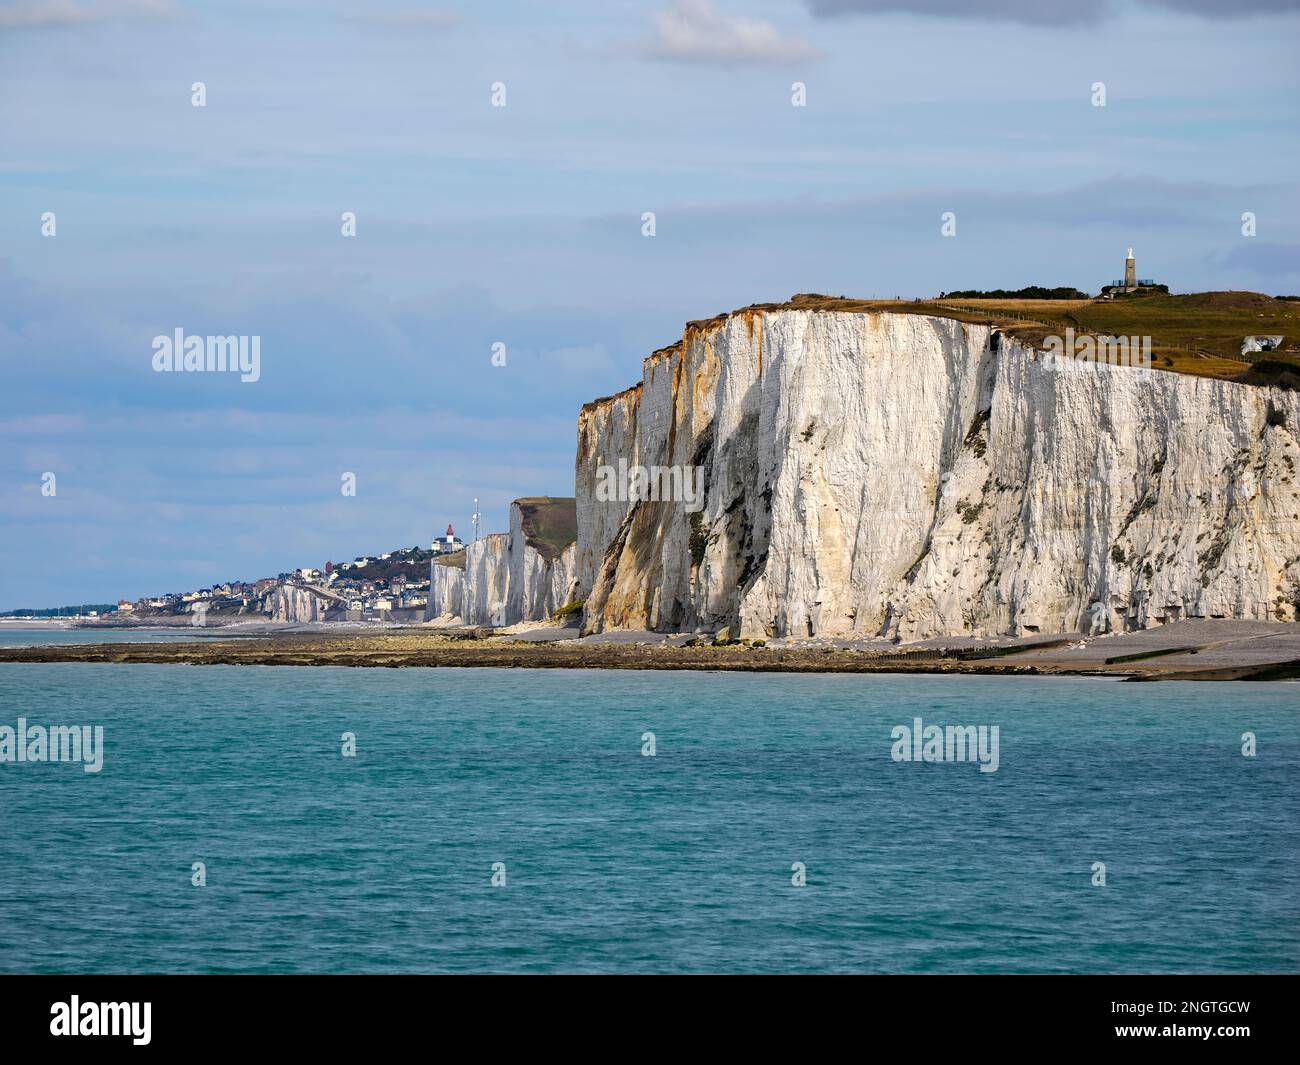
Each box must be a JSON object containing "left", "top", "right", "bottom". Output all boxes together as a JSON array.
[
  {"left": 50, "top": 997, "right": 150, "bottom": 1045},
  {"left": 152, "top": 329, "right": 261, "bottom": 382},
  {"left": 0, "top": 717, "right": 104, "bottom": 773},
  {"left": 891, "top": 717, "right": 999, "bottom": 773},
  {"left": 1041, "top": 329, "right": 1151, "bottom": 371},
  {"left": 595, "top": 459, "right": 704, "bottom": 511}
]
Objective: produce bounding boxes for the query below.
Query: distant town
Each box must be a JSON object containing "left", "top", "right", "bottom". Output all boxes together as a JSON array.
[{"left": 1, "top": 524, "right": 469, "bottom": 624}]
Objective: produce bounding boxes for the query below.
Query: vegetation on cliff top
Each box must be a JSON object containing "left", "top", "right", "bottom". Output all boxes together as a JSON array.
[
  {"left": 719, "top": 291, "right": 1300, "bottom": 386},
  {"left": 939, "top": 286, "right": 1091, "bottom": 300},
  {"left": 578, "top": 291, "right": 1300, "bottom": 420},
  {"left": 515, "top": 497, "right": 577, "bottom": 560}
]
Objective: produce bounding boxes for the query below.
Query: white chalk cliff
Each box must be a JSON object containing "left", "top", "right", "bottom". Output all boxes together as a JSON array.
[
  {"left": 426, "top": 556, "right": 465, "bottom": 623},
  {"left": 425, "top": 499, "right": 577, "bottom": 626},
  {"left": 574, "top": 308, "right": 1300, "bottom": 639},
  {"left": 267, "top": 584, "right": 333, "bottom": 624}
]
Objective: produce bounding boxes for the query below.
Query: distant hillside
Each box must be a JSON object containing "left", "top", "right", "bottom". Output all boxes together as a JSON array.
[
  {"left": 338, "top": 547, "right": 433, "bottom": 582},
  {"left": 1, "top": 603, "right": 117, "bottom": 618},
  {"left": 940, "top": 286, "right": 1091, "bottom": 300}
]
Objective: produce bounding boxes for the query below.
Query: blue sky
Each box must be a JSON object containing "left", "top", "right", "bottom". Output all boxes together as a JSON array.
[{"left": 2, "top": 0, "right": 1298, "bottom": 608}]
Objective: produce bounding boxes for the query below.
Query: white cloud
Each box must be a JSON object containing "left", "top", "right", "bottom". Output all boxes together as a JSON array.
[
  {"left": 643, "top": 0, "right": 820, "bottom": 65},
  {"left": 0, "top": 0, "right": 177, "bottom": 31}
]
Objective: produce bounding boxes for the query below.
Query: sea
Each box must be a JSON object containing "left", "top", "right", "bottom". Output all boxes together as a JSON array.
[{"left": 1, "top": 632, "right": 1296, "bottom": 973}]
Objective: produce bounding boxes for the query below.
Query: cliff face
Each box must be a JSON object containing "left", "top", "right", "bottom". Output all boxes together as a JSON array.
[
  {"left": 267, "top": 584, "right": 332, "bottom": 624},
  {"left": 426, "top": 556, "right": 465, "bottom": 622},
  {"left": 425, "top": 500, "right": 577, "bottom": 626},
  {"left": 509, "top": 502, "right": 576, "bottom": 622},
  {"left": 461, "top": 532, "right": 511, "bottom": 626},
  {"left": 575, "top": 309, "right": 1300, "bottom": 639}
]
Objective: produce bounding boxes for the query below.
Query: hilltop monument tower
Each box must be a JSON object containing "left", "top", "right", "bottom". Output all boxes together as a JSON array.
[{"left": 1102, "top": 248, "right": 1159, "bottom": 298}]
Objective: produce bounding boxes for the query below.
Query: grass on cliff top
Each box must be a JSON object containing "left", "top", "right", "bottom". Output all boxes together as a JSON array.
[
  {"left": 707, "top": 291, "right": 1300, "bottom": 386},
  {"left": 514, "top": 497, "right": 577, "bottom": 559},
  {"left": 932, "top": 290, "right": 1299, "bottom": 367}
]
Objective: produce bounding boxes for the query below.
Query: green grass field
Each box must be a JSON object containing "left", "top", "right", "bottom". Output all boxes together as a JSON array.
[
  {"left": 720, "top": 291, "right": 1300, "bottom": 386},
  {"left": 931, "top": 291, "right": 1299, "bottom": 377}
]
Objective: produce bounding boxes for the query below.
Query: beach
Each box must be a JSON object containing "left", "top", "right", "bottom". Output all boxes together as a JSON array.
[{"left": 3, "top": 618, "right": 1297, "bottom": 680}]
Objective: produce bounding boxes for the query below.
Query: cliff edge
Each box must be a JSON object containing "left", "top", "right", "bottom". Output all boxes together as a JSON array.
[
  {"left": 425, "top": 498, "right": 577, "bottom": 626},
  {"left": 573, "top": 306, "right": 1300, "bottom": 640}
]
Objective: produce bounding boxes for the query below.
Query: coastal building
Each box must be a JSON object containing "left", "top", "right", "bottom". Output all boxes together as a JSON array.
[{"left": 433, "top": 523, "right": 465, "bottom": 555}]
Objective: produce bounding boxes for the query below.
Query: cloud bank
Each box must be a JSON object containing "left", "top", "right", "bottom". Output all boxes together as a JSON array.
[
  {"left": 803, "top": 0, "right": 1298, "bottom": 24},
  {"left": 644, "top": 0, "right": 820, "bottom": 64}
]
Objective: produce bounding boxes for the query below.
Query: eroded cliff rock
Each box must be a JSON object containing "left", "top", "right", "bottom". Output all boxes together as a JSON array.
[
  {"left": 267, "top": 584, "right": 333, "bottom": 624},
  {"left": 575, "top": 309, "right": 1300, "bottom": 639},
  {"left": 425, "top": 498, "right": 577, "bottom": 626},
  {"left": 426, "top": 554, "right": 465, "bottom": 622}
]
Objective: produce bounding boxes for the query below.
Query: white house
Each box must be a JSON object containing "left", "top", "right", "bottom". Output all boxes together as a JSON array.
[{"left": 433, "top": 523, "right": 465, "bottom": 555}]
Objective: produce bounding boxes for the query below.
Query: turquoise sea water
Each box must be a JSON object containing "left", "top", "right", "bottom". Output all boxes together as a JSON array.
[
  {"left": 0, "top": 663, "right": 1296, "bottom": 974},
  {"left": 0, "top": 628, "right": 258, "bottom": 647}
]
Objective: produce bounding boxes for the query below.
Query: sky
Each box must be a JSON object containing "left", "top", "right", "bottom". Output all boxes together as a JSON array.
[{"left": 1, "top": 0, "right": 1298, "bottom": 609}]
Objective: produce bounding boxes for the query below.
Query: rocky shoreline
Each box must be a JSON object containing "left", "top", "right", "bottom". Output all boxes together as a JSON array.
[{"left": 3, "top": 620, "right": 1298, "bottom": 680}]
